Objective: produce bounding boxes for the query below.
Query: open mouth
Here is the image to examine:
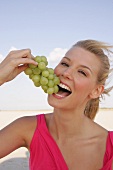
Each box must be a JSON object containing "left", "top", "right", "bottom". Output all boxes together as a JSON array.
[{"left": 56, "top": 83, "right": 72, "bottom": 97}]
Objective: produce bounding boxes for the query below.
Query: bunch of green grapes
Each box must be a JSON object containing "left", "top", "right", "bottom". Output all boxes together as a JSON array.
[{"left": 24, "top": 55, "right": 60, "bottom": 94}]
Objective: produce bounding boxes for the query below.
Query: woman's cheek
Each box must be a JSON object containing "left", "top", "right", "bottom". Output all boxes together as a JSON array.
[{"left": 54, "top": 66, "right": 60, "bottom": 76}]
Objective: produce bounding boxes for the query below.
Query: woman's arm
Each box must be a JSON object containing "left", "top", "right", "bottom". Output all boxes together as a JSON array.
[
  {"left": 0, "top": 49, "right": 37, "bottom": 158},
  {"left": 0, "top": 117, "right": 27, "bottom": 158},
  {"left": 0, "top": 49, "right": 37, "bottom": 85},
  {"left": 0, "top": 116, "right": 37, "bottom": 159}
]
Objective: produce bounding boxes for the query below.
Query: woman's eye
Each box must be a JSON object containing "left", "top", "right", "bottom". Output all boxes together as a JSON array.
[
  {"left": 61, "top": 62, "right": 69, "bottom": 67},
  {"left": 78, "top": 70, "right": 87, "bottom": 76}
]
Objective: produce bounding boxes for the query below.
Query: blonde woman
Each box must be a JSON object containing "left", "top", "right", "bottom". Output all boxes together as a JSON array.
[{"left": 0, "top": 40, "right": 113, "bottom": 170}]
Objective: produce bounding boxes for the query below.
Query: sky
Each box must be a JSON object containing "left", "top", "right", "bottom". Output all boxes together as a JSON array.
[{"left": 0, "top": 0, "right": 113, "bottom": 110}]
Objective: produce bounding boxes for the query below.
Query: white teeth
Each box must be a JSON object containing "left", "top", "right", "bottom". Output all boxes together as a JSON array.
[{"left": 59, "top": 83, "right": 71, "bottom": 92}]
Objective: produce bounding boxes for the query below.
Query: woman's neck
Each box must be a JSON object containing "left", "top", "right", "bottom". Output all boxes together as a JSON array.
[{"left": 48, "top": 107, "right": 90, "bottom": 140}]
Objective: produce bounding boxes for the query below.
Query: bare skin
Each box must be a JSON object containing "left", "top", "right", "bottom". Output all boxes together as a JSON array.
[
  {"left": 45, "top": 113, "right": 108, "bottom": 170},
  {"left": 0, "top": 47, "right": 110, "bottom": 169},
  {"left": 0, "top": 49, "right": 38, "bottom": 157},
  {"left": 0, "top": 114, "right": 108, "bottom": 170},
  {"left": 0, "top": 49, "right": 37, "bottom": 85}
]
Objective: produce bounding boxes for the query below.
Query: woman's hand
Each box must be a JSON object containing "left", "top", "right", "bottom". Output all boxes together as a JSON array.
[{"left": 0, "top": 49, "right": 37, "bottom": 85}]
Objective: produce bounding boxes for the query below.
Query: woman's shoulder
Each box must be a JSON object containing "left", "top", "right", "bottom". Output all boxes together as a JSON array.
[
  {"left": 19, "top": 113, "right": 53, "bottom": 148},
  {"left": 15, "top": 115, "right": 37, "bottom": 128},
  {"left": 14, "top": 115, "right": 37, "bottom": 148},
  {"left": 5, "top": 115, "right": 37, "bottom": 134},
  {"left": 19, "top": 113, "right": 53, "bottom": 128},
  {"left": 92, "top": 120, "right": 108, "bottom": 135}
]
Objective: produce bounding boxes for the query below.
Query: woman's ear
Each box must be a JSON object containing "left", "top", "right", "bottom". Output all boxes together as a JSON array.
[{"left": 89, "top": 85, "right": 104, "bottom": 99}]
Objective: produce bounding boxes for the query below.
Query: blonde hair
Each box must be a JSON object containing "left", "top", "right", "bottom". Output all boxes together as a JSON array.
[{"left": 73, "top": 40, "right": 113, "bottom": 120}]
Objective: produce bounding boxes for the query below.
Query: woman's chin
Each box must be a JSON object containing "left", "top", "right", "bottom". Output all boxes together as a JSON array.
[
  {"left": 47, "top": 95, "right": 60, "bottom": 108},
  {"left": 47, "top": 94, "right": 68, "bottom": 110}
]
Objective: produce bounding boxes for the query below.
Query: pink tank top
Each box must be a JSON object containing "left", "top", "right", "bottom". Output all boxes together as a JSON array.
[
  {"left": 30, "top": 114, "right": 68, "bottom": 170},
  {"left": 29, "top": 114, "right": 113, "bottom": 170},
  {"left": 101, "top": 131, "right": 113, "bottom": 170}
]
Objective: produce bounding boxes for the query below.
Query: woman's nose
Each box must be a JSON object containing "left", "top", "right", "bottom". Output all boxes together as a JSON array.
[{"left": 62, "top": 68, "right": 73, "bottom": 80}]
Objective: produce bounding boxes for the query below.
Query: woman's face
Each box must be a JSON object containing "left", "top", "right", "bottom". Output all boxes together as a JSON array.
[{"left": 48, "top": 47, "right": 102, "bottom": 110}]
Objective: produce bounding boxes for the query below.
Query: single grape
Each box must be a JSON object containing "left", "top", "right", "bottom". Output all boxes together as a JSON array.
[
  {"left": 34, "top": 82, "right": 41, "bottom": 87},
  {"left": 47, "top": 68, "right": 54, "bottom": 74},
  {"left": 45, "top": 61, "right": 48, "bottom": 66},
  {"left": 38, "top": 62, "right": 46, "bottom": 70},
  {"left": 54, "top": 85, "right": 59, "bottom": 93},
  {"left": 53, "top": 74, "right": 57, "bottom": 77},
  {"left": 48, "top": 80, "right": 54, "bottom": 87},
  {"left": 48, "top": 74, "right": 54, "bottom": 80},
  {"left": 41, "top": 56, "right": 47, "bottom": 63},
  {"left": 29, "top": 64, "right": 37, "bottom": 69},
  {"left": 29, "top": 74, "right": 34, "bottom": 79},
  {"left": 42, "top": 70, "right": 49, "bottom": 77},
  {"left": 24, "top": 68, "right": 33, "bottom": 75},
  {"left": 47, "top": 87, "right": 54, "bottom": 94},
  {"left": 32, "top": 67, "right": 41, "bottom": 75},
  {"left": 40, "top": 76, "right": 48, "bottom": 85},
  {"left": 41, "top": 85, "right": 48, "bottom": 91},
  {"left": 53, "top": 76, "right": 60, "bottom": 85},
  {"left": 34, "top": 56, "right": 41, "bottom": 63},
  {"left": 32, "top": 75, "right": 40, "bottom": 83}
]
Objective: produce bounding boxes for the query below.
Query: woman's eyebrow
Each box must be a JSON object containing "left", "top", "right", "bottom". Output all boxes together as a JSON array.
[
  {"left": 63, "top": 56, "right": 71, "bottom": 61},
  {"left": 80, "top": 65, "right": 92, "bottom": 73}
]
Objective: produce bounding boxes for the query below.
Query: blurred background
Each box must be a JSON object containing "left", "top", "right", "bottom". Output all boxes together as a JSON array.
[{"left": 0, "top": 0, "right": 113, "bottom": 111}]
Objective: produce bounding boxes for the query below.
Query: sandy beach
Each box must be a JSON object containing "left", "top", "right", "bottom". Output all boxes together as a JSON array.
[{"left": 0, "top": 109, "right": 113, "bottom": 169}]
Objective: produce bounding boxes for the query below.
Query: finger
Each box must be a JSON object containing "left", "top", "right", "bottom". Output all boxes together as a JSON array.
[
  {"left": 22, "top": 53, "right": 35, "bottom": 60},
  {"left": 9, "top": 49, "right": 33, "bottom": 59},
  {"left": 31, "top": 54, "right": 35, "bottom": 59},
  {"left": 14, "top": 58, "right": 38, "bottom": 67},
  {"left": 9, "top": 48, "right": 31, "bottom": 55},
  {"left": 17, "top": 65, "right": 29, "bottom": 74}
]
